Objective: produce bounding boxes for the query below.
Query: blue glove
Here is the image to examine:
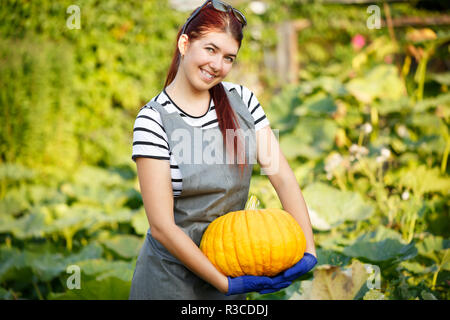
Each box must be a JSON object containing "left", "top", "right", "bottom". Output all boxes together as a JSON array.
[
  {"left": 225, "top": 274, "right": 292, "bottom": 296},
  {"left": 258, "top": 252, "right": 318, "bottom": 295},
  {"left": 280, "top": 252, "right": 318, "bottom": 281}
]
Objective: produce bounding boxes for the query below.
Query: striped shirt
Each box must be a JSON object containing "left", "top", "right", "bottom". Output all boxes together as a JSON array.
[{"left": 131, "top": 81, "right": 270, "bottom": 197}]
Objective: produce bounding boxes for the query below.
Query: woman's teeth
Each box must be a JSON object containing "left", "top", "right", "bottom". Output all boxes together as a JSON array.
[{"left": 201, "top": 69, "right": 215, "bottom": 79}]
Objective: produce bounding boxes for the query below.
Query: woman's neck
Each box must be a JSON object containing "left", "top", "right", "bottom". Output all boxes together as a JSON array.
[
  {"left": 164, "top": 72, "right": 211, "bottom": 116},
  {"left": 165, "top": 72, "right": 209, "bottom": 102}
]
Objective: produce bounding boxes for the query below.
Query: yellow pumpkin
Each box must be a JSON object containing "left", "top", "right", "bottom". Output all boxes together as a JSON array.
[{"left": 200, "top": 207, "right": 306, "bottom": 277}]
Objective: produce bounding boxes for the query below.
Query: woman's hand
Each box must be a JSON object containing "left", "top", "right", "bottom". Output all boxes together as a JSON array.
[
  {"left": 225, "top": 253, "right": 317, "bottom": 296},
  {"left": 225, "top": 275, "right": 291, "bottom": 296},
  {"left": 257, "top": 252, "right": 318, "bottom": 295},
  {"left": 279, "top": 252, "right": 318, "bottom": 282}
]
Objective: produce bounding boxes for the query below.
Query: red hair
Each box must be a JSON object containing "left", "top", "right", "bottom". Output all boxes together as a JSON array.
[{"left": 164, "top": 3, "right": 248, "bottom": 178}]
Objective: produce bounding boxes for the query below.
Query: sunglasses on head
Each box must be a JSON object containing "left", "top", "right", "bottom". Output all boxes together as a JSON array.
[{"left": 181, "top": 0, "right": 247, "bottom": 35}]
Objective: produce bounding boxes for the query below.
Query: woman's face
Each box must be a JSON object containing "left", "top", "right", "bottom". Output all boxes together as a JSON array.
[{"left": 179, "top": 31, "right": 240, "bottom": 92}]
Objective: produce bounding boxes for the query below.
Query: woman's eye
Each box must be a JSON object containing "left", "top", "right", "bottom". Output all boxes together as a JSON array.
[
  {"left": 206, "top": 47, "right": 214, "bottom": 53},
  {"left": 226, "top": 57, "right": 234, "bottom": 63}
]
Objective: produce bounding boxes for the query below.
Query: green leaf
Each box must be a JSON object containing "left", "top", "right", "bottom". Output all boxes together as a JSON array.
[
  {"left": 293, "top": 92, "right": 337, "bottom": 117},
  {"left": 343, "top": 239, "right": 417, "bottom": 264},
  {"left": 0, "top": 246, "right": 27, "bottom": 282},
  {"left": 399, "top": 261, "right": 437, "bottom": 274},
  {"left": 64, "top": 242, "right": 104, "bottom": 265},
  {"left": 396, "top": 164, "right": 449, "bottom": 196},
  {"left": 279, "top": 118, "right": 338, "bottom": 160},
  {"left": 414, "top": 92, "right": 450, "bottom": 113},
  {"left": 99, "top": 235, "right": 143, "bottom": 259},
  {"left": 1, "top": 242, "right": 104, "bottom": 283},
  {"left": 6, "top": 209, "right": 49, "bottom": 239},
  {"left": 76, "top": 259, "right": 135, "bottom": 282},
  {"left": 131, "top": 209, "right": 149, "bottom": 235},
  {"left": 0, "top": 186, "right": 31, "bottom": 216},
  {"left": 428, "top": 72, "right": 450, "bottom": 85},
  {"left": 0, "top": 163, "right": 35, "bottom": 183},
  {"left": 23, "top": 251, "right": 67, "bottom": 282},
  {"left": 440, "top": 249, "right": 450, "bottom": 271},
  {"left": 302, "top": 182, "right": 374, "bottom": 230},
  {"left": 48, "top": 277, "right": 131, "bottom": 300},
  {"left": 342, "top": 228, "right": 418, "bottom": 264},
  {"left": 316, "top": 249, "right": 351, "bottom": 267},
  {"left": 416, "top": 235, "right": 450, "bottom": 262},
  {"left": 305, "top": 76, "right": 347, "bottom": 96},
  {"left": 346, "top": 65, "right": 405, "bottom": 104}
]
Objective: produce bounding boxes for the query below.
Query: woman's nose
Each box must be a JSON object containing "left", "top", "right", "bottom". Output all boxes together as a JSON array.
[{"left": 209, "top": 56, "right": 223, "bottom": 73}]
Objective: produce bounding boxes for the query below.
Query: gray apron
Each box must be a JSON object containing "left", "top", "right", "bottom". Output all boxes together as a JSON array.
[{"left": 129, "top": 88, "right": 256, "bottom": 300}]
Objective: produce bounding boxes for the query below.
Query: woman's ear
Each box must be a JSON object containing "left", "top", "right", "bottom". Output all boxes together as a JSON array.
[{"left": 178, "top": 34, "right": 190, "bottom": 56}]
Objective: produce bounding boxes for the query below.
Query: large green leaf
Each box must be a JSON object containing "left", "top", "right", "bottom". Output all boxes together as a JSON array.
[
  {"left": 71, "top": 165, "right": 126, "bottom": 189},
  {"left": 293, "top": 92, "right": 337, "bottom": 117},
  {"left": 63, "top": 242, "right": 104, "bottom": 265},
  {"left": 99, "top": 235, "right": 143, "bottom": 259},
  {"left": 417, "top": 235, "right": 450, "bottom": 261},
  {"left": 343, "top": 239, "right": 417, "bottom": 264},
  {"left": 279, "top": 118, "right": 338, "bottom": 160},
  {"left": 316, "top": 248, "right": 351, "bottom": 267},
  {"left": 342, "top": 227, "right": 418, "bottom": 264},
  {"left": 131, "top": 208, "right": 149, "bottom": 235},
  {"left": 385, "top": 164, "right": 450, "bottom": 197},
  {"left": 303, "top": 76, "right": 347, "bottom": 97},
  {"left": 0, "top": 163, "right": 35, "bottom": 183},
  {"left": 265, "top": 84, "right": 302, "bottom": 132},
  {"left": 0, "top": 246, "right": 27, "bottom": 282},
  {"left": 0, "top": 243, "right": 103, "bottom": 283},
  {"left": 302, "top": 182, "right": 374, "bottom": 230},
  {"left": 413, "top": 92, "right": 450, "bottom": 113},
  {"left": 375, "top": 96, "right": 410, "bottom": 115},
  {"left": 428, "top": 72, "right": 450, "bottom": 86},
  {"left": 48, "top": 276, "right": 131, "bottom": 300},
  {"left": 346, "top": 64, "right": 405, "bottom": 103},
  {"left": 75, "top": 259, "right": 135, "bottom": 282},
  {"left": 23, "top": 251, "right": 66, "bottom": 282},
  {"left": 1, "top": 209, "right": 49, "bottom": 239},
  {"left": 399, "top": 261, "right": 436, "bottom": 275},
  {"left": 0, "top": 186, "right": 31, "bottom": 216}
]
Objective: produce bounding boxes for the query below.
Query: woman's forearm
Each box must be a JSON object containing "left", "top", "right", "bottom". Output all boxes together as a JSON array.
[
  {"left": 271, "top": 174, "right": 317, "bottom": 256},
  {"left": 152, "top": 224, "right": 229, "bottom": 293}
]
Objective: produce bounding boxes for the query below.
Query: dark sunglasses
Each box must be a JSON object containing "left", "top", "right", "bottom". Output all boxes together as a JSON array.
[{"left": 181, "top": 0, "right": 247, "bottom": 35}]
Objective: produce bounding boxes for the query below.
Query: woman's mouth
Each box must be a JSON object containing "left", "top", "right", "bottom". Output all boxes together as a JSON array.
[{"left": 199, "top": 68, "right": 216, "bottom": 83}]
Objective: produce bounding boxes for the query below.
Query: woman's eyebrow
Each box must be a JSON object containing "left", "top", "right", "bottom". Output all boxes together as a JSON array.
[{"left": 205, "top": 42, "right": 237, "bottom": 57}]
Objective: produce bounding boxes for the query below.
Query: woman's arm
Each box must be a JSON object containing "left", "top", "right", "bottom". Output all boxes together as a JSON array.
[
  {"left": 255, "top": 126, "right": 317, "bottom": 257},
  {"left": 135, "top": 157, "right": 229, "bottom": 293}
]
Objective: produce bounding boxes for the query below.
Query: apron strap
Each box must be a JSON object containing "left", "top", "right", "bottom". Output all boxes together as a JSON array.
[
  {"left": 225, "top": 87, "right": 256, "bottom": 129},
  {"left": 146, "top": 100, "right": 170, "bottom": 116},
  {"left": 147, "top": 86, "right": 255, "bottom": 129}
]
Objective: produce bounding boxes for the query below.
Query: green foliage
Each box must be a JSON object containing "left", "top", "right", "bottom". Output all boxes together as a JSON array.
[
  {"left": 248, "top": 1, "right": 448, "bottom": 300},
  {"left": 0, "top": 0, "right": 448, "bottom": 300},
  {"left": 0, "top": 0, "right": 185, "bottom": 170}
]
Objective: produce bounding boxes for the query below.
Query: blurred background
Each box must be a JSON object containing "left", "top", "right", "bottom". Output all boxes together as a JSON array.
[{"left": 0, "top": 0, "right": 449, "bottom": 300}]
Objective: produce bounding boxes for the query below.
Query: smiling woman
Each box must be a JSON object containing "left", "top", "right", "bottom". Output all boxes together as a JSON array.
[{"left": 129, "top": 0, "right": 317, "bottom": 300}]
